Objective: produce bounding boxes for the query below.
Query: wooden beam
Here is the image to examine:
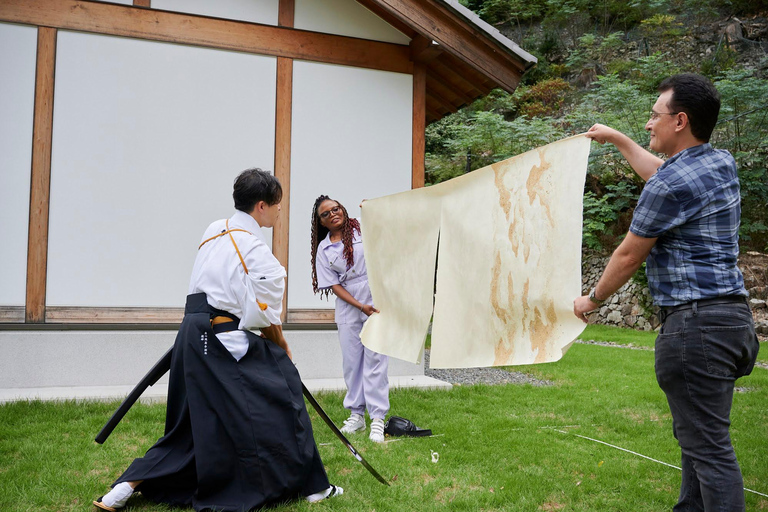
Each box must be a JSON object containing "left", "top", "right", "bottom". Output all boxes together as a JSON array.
[
  {"left": 26, "top": 27, "right": 56, "bottom": 324},
  {"left": 429, "top": 55, "right": 485, "bottom": 99},
  {"left": 367, "top": 0, "right": 526, "bottom": 91},
  {"left": 133, "top": 0, "right": 150, "bottom": 7},
  {"left": 43, "top": 306, "right": 335, "bottom": 325},
  {"left": 45, "top": 306, "right": 184, "bottom": 323},
  {"left": 0, "top": 307, "right": 25, "bottom": 323},
  {"left": 286, "top": 309, "right": 335, "bottom": 324},
  {"left": 0, "top": 0, "right": 412, "bottom": 75},
  {"left": 426, "top": 95, "right": 453, "bottom": 120},
  {"left": 427, "top": 70, "right": 474, "bottom": 108},
  {"left": 410, "top": 34, "right": 441, "bottom": 63},
  {"left": 425, "top": 103, "right": 443, "bottom": 123},
  {"left": 425, "top": 73, "right": 469, "bottom": 110},
  {"left": 412, "top": 62, "right": 426, "bottom": 189}
]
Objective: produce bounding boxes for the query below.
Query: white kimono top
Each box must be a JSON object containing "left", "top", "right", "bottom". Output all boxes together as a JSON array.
[{"left": 188, "top": 210, "right": 286, "bottom": 360}]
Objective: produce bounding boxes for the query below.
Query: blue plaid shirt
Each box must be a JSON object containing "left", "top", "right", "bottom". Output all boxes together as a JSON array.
[{"left": 629, "top": 143, "right": 747, "bottom": 306}]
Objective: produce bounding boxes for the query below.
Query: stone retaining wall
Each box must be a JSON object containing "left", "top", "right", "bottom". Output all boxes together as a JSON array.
[
  {"left": 582, "top": 255, "right": 658, "bottom": 331},
  {"left": 581, "top": 254, "right": 768, "bottom": 334}
]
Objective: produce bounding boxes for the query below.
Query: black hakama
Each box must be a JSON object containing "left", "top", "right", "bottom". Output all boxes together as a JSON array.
[{"left": 116, "top": 293, "right": 330, "bottom": 511}]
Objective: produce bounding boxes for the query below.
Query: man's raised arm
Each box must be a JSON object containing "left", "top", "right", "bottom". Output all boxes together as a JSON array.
[{"left": 586, "top": 124, "right": 664, "bottom": 181}]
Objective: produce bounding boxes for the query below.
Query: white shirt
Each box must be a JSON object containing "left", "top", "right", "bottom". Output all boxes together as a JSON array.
[
  {"left": 188, "top": 210, "right": 286, "bottom": 360},
  {"left": 315, "top": 222, "right": 367, "bottom": 288}
]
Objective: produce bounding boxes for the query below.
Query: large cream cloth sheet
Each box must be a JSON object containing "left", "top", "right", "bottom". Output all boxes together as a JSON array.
[{"left": 360, "top": 134, "right": 590, "bottom": 368}]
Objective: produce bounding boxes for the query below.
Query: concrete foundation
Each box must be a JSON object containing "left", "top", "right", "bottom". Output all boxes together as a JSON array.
[{"left": 0, "top": 329, "right": 450, "bottom": 403}]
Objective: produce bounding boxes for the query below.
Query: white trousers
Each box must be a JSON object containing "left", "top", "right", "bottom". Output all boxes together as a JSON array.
[{"left": 338, "top": 319, "right": 389, "bottom": 420}]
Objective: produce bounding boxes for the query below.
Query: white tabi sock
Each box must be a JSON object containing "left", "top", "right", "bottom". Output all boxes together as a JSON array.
[
  {"left": 100, "top": 482, "right": 134, "bottom": 508},
  {"left": 306, "top": 484, "right": 344, "bottom": 503}
]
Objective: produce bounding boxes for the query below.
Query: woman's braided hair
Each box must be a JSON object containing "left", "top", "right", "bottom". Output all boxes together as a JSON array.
[{"left": 311, "top": 195, "right": 361, "bottom": 299}]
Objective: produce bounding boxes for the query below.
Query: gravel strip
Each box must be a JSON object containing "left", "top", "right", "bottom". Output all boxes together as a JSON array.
[
  {"left": 423, "top": 340, "right": 768, "bottom": 386},
  {"left": 423, "top": 349, "right": 552, "bottom": 387},
  {"left": 576, "top": 339, "right": 654, "bottom": 350}
]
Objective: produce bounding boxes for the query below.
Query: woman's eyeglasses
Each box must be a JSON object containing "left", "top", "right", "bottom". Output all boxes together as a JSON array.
[{"left": 319, "top": 206, "right": 341, "bottom": 220}]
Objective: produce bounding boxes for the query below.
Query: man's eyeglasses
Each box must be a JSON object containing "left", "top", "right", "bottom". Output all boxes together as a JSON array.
[
  {"left": 649, "top": 111, "right": 680, "bottom": 121},
  {"left": 319, "top": 206, "right": 341, "bottom": 220}
]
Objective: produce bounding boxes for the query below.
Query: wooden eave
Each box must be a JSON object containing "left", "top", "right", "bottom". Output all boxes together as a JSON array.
[
  {"left": 0, "top": 0, "right": 413, "bottom": 74},
  {"left": 363, "top": 0, "right": 537, "bottom": 123}
]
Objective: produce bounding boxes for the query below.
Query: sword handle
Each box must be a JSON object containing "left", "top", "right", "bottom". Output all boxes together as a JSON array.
[{"left": 95, "top": 347, "right": 173, "bottom": 444}]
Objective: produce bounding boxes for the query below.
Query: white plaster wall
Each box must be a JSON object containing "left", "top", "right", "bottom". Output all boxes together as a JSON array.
[
  {"left": 47, "top": 31, "right": 276, "bottom": 308},
  {"left": 288, "top": 62, "right": 413, "bottom": 310},
  {"left": 152, "top": 0, "right": 279, "bottom": 25},
  {"left": 0, "top": 23, "right": 36, "bottom": 307},
  {"left": 295, "top": 0, "right": 410, "bottom": 44}
]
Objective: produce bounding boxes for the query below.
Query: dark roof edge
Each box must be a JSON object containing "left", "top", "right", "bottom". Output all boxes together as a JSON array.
[{"left": 438, "top": 0, "right": 537, "bottom": 70}]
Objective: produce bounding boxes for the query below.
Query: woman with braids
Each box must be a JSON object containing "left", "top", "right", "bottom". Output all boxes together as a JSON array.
[{"left": 310, "top": 195, "right": 389, "bottom": 443}]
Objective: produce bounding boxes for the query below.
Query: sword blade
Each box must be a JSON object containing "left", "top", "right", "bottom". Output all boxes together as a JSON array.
[{"left": 301, "top": 384, "right": 390, "bottom": 486}]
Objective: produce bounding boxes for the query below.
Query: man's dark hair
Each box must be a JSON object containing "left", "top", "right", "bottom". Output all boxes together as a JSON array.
[
  {"left": 233, "top": 168, "right": 282, "bottom": 213},
  {"left": 658, "top": 73, "right": 720, "bottom": 143}
]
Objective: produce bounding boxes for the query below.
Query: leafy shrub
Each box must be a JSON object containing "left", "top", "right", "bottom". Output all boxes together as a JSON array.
[
  {"left": 582, "top": 182, "right": 638, "bottom": 251},
  {"left": 431, "top": 3, "right": 768, "bottom": 252},
  {"left": 700, "top": 45, "right": 737, "bottom": 77},
  {"left": 513, "top": 78, "right": 572, "bottom": 117},
  {"left": 425, "top": 110, "right": 565, "bottom": 185},
  {"left": 631, "top": 52, "right": 681, "bottom": 92},
  {"left": 713, "top": 71, "right": 768, "bottom": 250},
  {"left": 639, "top": 14, "right": 685, "bottom": 39}
]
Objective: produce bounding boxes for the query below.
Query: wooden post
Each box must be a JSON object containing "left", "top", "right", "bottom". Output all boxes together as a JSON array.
[
  {"left": 26, "top": 27, "right": 57, "bottom": 323},
  {"left": 274, "top": 0, "right": 294, "bottom": 322},
  {"left": 412, "top": 62, "right": 426, "bottom": 189}
]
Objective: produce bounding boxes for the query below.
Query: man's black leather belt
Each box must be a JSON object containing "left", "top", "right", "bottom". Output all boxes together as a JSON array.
[{"left": 659, "top": 295, "right": 748, "bottom": 322}]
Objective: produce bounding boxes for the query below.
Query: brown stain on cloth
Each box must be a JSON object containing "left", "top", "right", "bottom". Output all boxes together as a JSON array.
[
  {"left": 490, "top": 151, "right": 560, "bottom": 365},
  {"left": 526, "top": 151, "right": 555, "bottom": 228}
]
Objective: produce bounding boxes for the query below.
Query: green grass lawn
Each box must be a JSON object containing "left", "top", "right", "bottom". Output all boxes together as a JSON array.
[
  {"left": 577, "top": 324, "right": 657, "bottom": 348},
  {"left": 578, "top": 323, "right": 768, "bottom": 364},
  {"left": 1, "top": 334, "right": 766, "bottom": 512}
]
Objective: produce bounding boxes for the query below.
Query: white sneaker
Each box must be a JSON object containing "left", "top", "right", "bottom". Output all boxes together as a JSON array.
[
  {"left": 369, "top": 418, "right": 385, "bottom": 443},
  {"left": 93, "top": 482, "right": 134, "bottom": 511},
  {"left": 306, "top": 484, "right": 344, "bottom": 503},
  {"left": 339, "top": 413, "right": 365, "bottom": 434}
]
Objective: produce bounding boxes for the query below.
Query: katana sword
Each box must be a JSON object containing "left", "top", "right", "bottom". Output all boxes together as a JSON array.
[
  {"left": 95, "top": 347, "right": 173, "bottom": 445},
  {"left": 301, "top": 383, "right": 389, "bottom": 486},
  {"left": 95, "top": 346, "right": 389, "bottom": 486}
]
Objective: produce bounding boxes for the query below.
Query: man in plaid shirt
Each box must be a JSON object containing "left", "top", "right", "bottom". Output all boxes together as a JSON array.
[{"left": 574, "top": 73, "right": 759, "bottom": 512}]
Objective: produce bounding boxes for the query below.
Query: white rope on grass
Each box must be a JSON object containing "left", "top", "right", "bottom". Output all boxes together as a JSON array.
[
  {"left": 554, "top": 429, "right": 768, "bottom": 498},
  {"left": 319, "top": 433, "right": 446, "bottom": 446}
]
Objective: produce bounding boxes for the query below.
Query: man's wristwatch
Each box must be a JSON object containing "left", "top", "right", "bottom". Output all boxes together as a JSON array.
[{"left": 588, "top": 287, "right": 606, "bottom": 305}]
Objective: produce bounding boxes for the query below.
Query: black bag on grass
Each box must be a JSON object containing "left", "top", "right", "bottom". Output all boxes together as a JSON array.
[{"left": 384, "top": 416, "right": 432, "bottom": 437}]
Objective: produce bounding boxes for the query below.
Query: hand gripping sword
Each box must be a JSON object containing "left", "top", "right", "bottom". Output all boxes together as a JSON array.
[{"left": 94, "top": 347, "right": 389, "bottom": 486}]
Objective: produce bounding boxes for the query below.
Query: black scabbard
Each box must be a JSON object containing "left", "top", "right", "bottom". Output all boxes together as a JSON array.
[
  {"left": 94, "top": 346, "right": 174, "bottom": 444},
  {"left": 301, "top": 384, "right": 389, "bottom": 486}
]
